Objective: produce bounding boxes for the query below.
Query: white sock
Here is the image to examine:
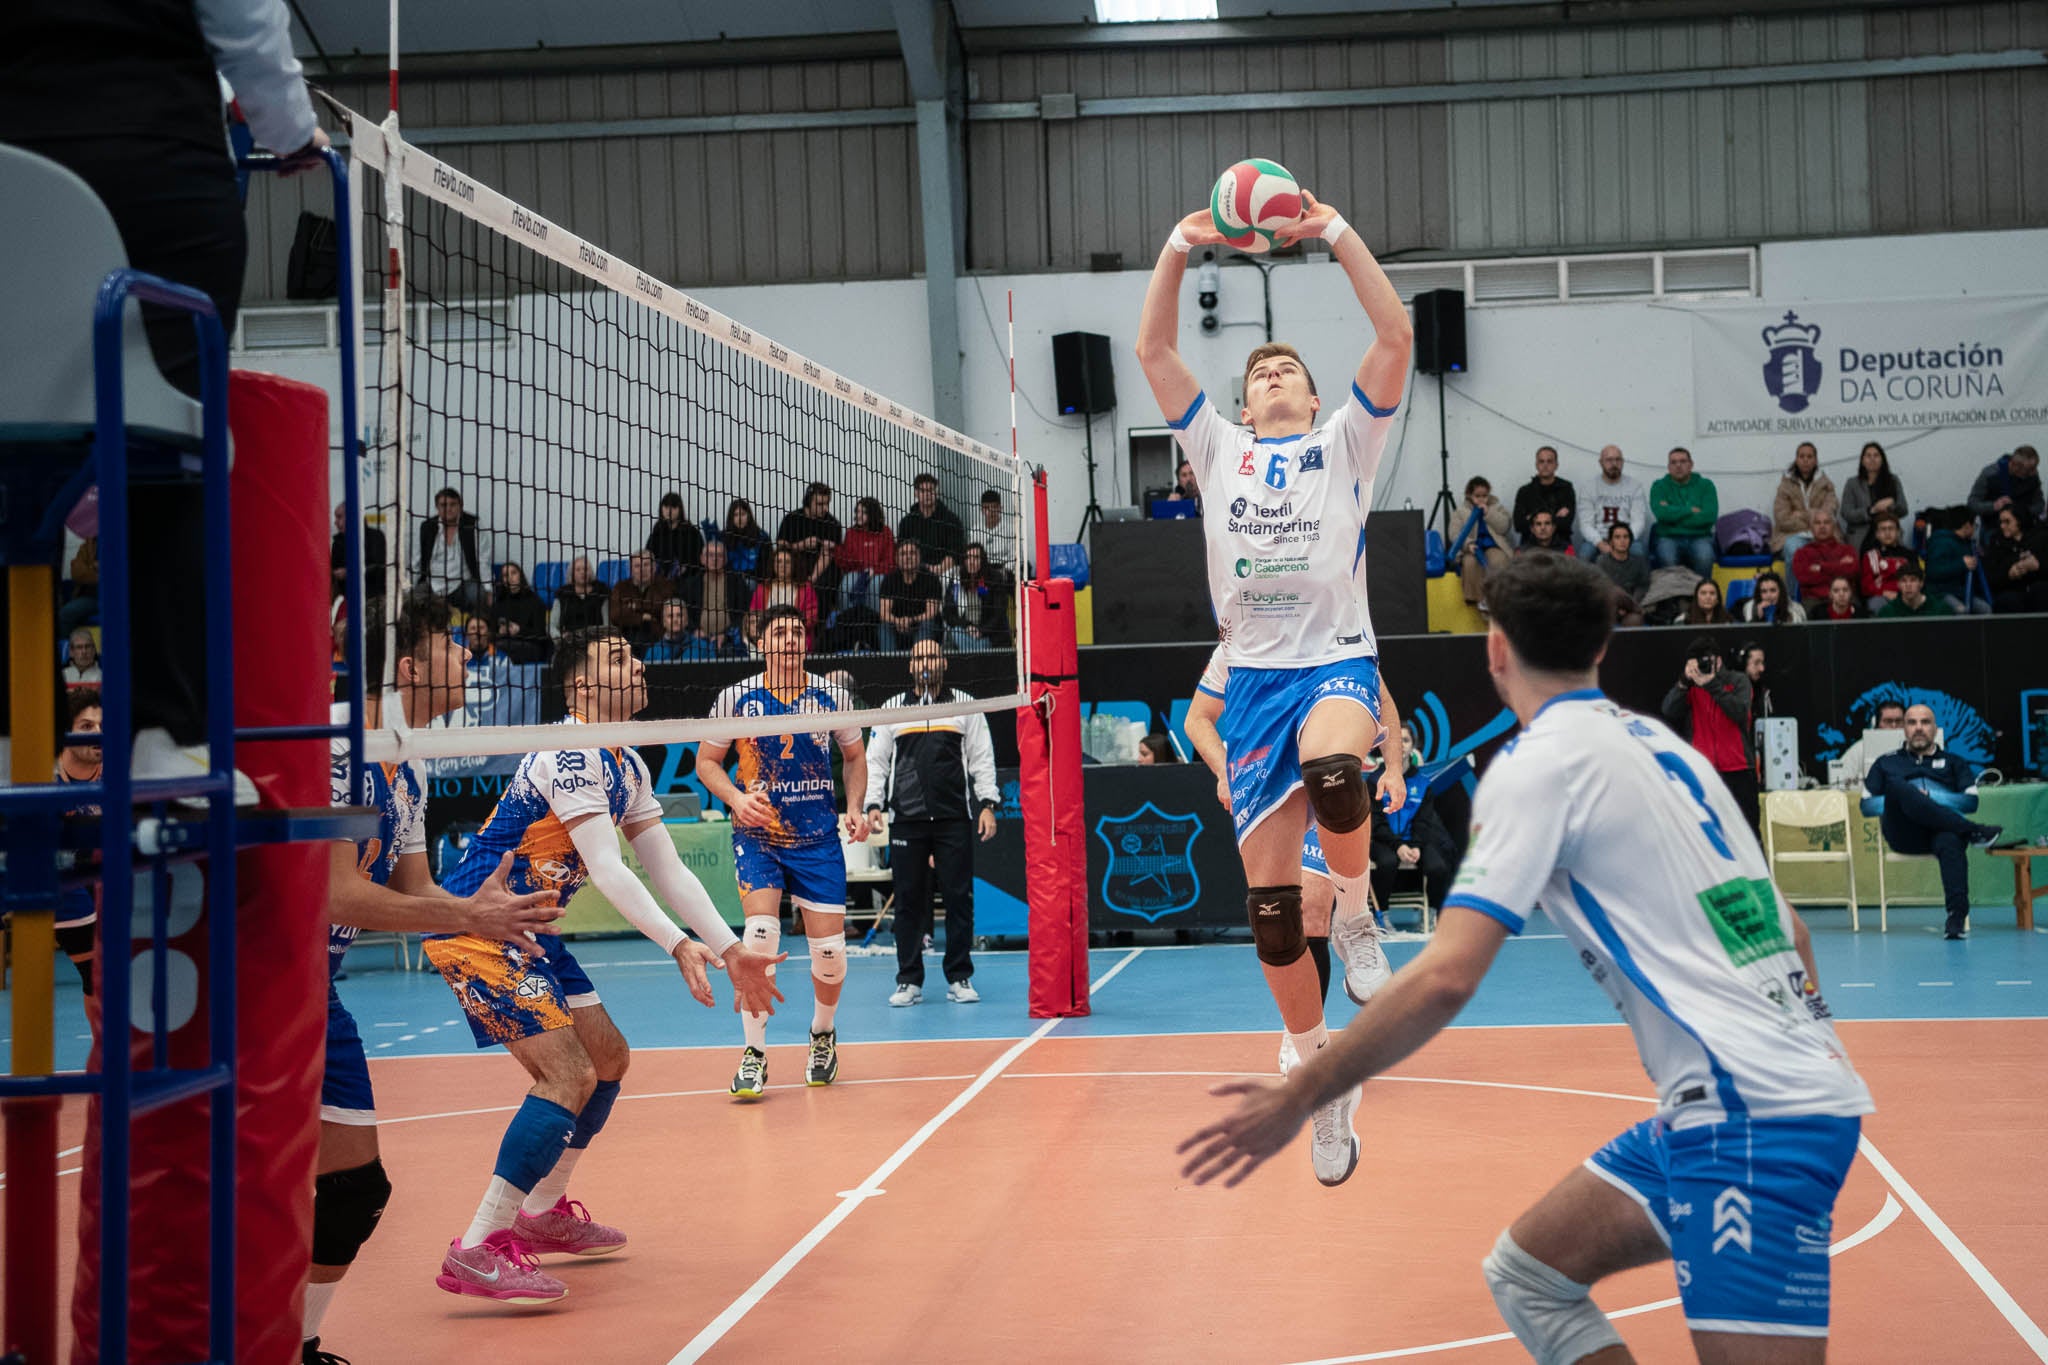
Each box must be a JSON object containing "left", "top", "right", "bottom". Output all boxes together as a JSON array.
[
  {"left": 520, "top": 1145, "right": 582, "bottom": 1215},
  {"left": 743, "top": 1010, "right": 768, "bottom": 1050},
  {"left": 302, "top": 1280, "right": 338, "bottom": 1341},
  {"left": 1285, "top": 1021, "right": 1330, "bottom": 1060},
  {"left": 460, "top": 1175, "right": 526, "bottom": 1249},
  {"left": 1330, "top": 867, "right": 1370, "bottom": 925},
  {"left": 811, "top": 995, "right": 837, "bottom": 1034},
  {"left": 741, "top": 916, "right": 780, "bottom": 1050}
]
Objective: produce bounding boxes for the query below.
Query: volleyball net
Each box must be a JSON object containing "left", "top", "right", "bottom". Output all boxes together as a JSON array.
[{"left": 343, "top": 109, "right": 1027, "bottom": 763}]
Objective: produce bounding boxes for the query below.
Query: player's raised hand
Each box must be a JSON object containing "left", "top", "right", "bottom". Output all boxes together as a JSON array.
[
  {"left": 1377, "top": 764, "right": 1407, "bottom": 817},
  {"left": 729, "top": 790, "right": 776, "bottom": 828},
  {"left": 1177, "top": 1076, "right": 1313, "bottom": 1187},
  {"left": 723, "top": 943, "right": 788, "bottom": 1016},
  {"left": 1272, "top": 189, "right": 1338, "bottom": 248},
  {"left": 464, "top": 853, "right": 563, "bottom": 956},
  {"left": 1173, "top": 208, "right": 1231, "bottom": 249},
  {"left": 671, "top": 938, "right": 719, "bottom": 1007}
]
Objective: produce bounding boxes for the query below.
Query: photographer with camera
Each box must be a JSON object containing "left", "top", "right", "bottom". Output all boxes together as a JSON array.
[{"left": 1660, "top": 636, "right": 1759, "bottom": 834}]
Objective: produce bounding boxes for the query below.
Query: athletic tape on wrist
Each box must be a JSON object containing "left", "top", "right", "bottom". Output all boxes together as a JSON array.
[
  {"left": 1167, "top": 224, "right": 1193, "bottom": 254},
  {"left": 1321, "top": 214, "right": 1352, "bottom": 247}
]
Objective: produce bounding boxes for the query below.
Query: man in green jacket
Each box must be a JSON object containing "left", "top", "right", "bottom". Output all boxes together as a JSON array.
[
  {"left": 1877, "top": 563, "right": 1955, "bottom": 619},
  {"left": 1650, "top": 446, "right": 1719, "bottom": 577}
]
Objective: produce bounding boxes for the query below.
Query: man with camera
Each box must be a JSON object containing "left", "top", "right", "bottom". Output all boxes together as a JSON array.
[
  {"left": 1660, "top": 636, "right": 1758, "bottom": 832},
  {"left": 1866, "top": 703, "right": 2003, "bottom": 939}
]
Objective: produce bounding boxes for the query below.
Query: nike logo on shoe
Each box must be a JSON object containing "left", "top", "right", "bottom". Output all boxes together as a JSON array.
[{"left": 470, "top": 1263, "right": 501, "bottom": 1284}]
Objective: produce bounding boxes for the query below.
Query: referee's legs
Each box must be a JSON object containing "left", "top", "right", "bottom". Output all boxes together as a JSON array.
[
  {"left": 891, "top": 820, "right": 937, "bottom": 987},
  {"left": 931, "top": 818, "right": 976, "bottom": 984}
]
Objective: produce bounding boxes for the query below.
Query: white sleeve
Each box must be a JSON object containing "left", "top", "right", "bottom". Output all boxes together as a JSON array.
[
  {"left": 1441, "top": 745, "right": 1571, "bottom": 936},
  {"left": 622, "top": 749, "right": 663, "bottom": 826},
  {"left": 1330, "top": 384, "right": 1400, "bottom": 483},
  {"left": 531, "top": 749, "right": 613, "bottom": 825},
  {"left": 1166, "top": 391, "right": 1237, "bottom": 485},
  {"left": 328, "top": 737, "right": 352, "bottom": 809},
  {"left": 194, "top": 0, "right": 317, "bottom": 154},
  {"left": 397, "top": 763, "right": 428, "bottom": 857},
  {"left": 963, "top": 709, "right": 1000, "bottom": 808},
  {"left": 566, "top": 816, "right": 685, "bottom": 955},
  {"left": 626, "top": 825, "right": 740, "bottom": 956},
  {"left": 1197, "top": 646, "right": 1229, "bottom": 699},
  {"left": 866, "top": 720, "right": 897, "bottom": 810},
  {"left": 824, "top": 683, "right": 864, "bottom": 748}
]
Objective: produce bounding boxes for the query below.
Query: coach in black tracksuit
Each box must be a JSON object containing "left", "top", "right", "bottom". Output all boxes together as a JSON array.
[
  {"left": 1864, "top": 703, "right": 2004, "bottom": 939},
  {"left": 866, "top": 642, "right": 1000, "bottom": 999}
]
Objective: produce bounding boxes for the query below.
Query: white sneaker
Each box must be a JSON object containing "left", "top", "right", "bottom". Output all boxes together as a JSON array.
[
  {"left": 945, "top": 980, "right": 979, "bottom": 1004},
  {"left": 888, "top": 983, "right": 922, "bottom": 1007},
  {"left": 1277, "top": 1031, "right": 1299, "bottom": 1075},
  {"left": 1308, "top": 1083, "right": 1362, "bottom": 1186},
  {"left": 1331, "top": 911, "right": 1393, "bottom": 1006}
]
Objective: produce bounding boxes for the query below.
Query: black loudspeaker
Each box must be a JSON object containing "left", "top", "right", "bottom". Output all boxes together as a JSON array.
[
  {"left": 1413, "top": 289, "right": 1467, "bottom": 375},
  {"left": 1052, "top": 331, "right": 1116, "bottom": 415}
]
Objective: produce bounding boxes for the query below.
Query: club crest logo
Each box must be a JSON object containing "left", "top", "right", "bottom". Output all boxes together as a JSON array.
[
  {"left": 1230, "top": 497, "right": 1250, "bottom": 518},
  {"left": 1093, "top": 802, "right": 1202, "bottom": 922},
  {"left": 1298, "top": 445, "right": 1325, "bottom": 472},
  {"left": 1760, "top": 310, "right": 1823, "bottom": 414}
]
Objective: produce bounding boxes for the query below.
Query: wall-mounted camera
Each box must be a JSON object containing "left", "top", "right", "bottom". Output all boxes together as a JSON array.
[{"left": 1196, "top": 252, "right": 1220, "bottom": 335}]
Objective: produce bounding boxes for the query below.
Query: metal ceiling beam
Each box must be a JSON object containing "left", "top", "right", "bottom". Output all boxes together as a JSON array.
[{"left": 895, "top": 1, "right": 967, "bottom": 429}]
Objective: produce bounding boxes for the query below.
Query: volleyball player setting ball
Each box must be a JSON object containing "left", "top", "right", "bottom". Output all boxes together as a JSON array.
[{"left": 1136, "top": 161, "right": 1412, "bottom": 1186}]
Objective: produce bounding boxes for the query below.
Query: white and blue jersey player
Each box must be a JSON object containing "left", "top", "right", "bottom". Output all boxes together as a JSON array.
[
  {"left": 696, "top": 604, "right": 870, "bottom": 1099},
  {"left": 1138, "top": 186, "right": 1413, "bottom": 1186},
  {"left": 1182, "top": 553, "right": 1873, "bottom": 1365}
]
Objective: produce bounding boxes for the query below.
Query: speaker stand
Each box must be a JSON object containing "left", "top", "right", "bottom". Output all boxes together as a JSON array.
[
  {"left": 1075, "top": 408, "right": 1105, "bottom": 540},
  {"left": 1427, "top": 370, "right": 1457, "bottom": 541}
]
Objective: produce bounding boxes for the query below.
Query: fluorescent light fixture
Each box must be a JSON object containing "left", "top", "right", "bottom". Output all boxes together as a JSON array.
[{"left": 1095, "top": 0, "right": 1219, "bottom": 22}]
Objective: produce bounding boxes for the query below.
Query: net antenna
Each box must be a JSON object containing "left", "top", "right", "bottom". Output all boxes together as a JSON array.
[{"left": 344, "top": 107, "right": 1027, "bottom": 763}]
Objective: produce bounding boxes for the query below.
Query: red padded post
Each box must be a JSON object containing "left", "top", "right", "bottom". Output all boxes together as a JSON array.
[{"left": 1019, "top": 577, "right": 1088, "bottom": 1018}]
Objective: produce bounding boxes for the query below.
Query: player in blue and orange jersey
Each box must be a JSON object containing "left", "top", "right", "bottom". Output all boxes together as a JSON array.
[
  {"left": 309, "top": 596, "right": 561, "bottom": 1358},
  {"left": 696, "top": 603, "right": 870, "bottom": 1097},
  {"left": 424, "top": 625, "right": 785, "bottom": 1307}
]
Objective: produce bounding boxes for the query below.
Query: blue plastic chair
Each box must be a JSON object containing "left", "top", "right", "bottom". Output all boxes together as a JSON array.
[
  {"left": 1048, "top": 542, "right": 1090, "bottom": 591},
  {"left": 594, "top": 557, "right": 632, "bottom": 588},
  {"left": 530, "top": 559, "right": 568, "bottom": 605}
]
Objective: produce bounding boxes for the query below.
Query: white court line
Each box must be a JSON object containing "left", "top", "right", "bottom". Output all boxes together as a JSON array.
[
  {"left": 1998, "top": 980, "right": 2033, "bottom": 986},
  {"left": 1918, "top": 981, "right": 1955, "bottom": 987},
  {"left": 1007, "top": 1071, "right": 1659, "bottom": 1106},
  {"left": 1856, "top": 1135, "right": 2048, "bottom": 1359},
  {"left": 1284, "top": 1194, "right": 1903, "bottom": 1365},
  {"left": 667, "top": 947, "right": 1147, "bottom": 1365}
]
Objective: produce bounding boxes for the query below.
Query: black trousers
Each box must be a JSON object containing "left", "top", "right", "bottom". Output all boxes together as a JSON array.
[
  {"left": 0, "top": 134, "right": 244, "bottom": 744},
  {"left": 1718, "top": 766, "right": 1762, "bottom": 837},
  {"left": 1370, "top": 845, "right": 1449, "bottom": 910},
  {"left": 1879, "top": 784, "right": 1976, "bottom": 923},
  {"left": 889, "top": 817, "right": 975, "bottom": 986}
]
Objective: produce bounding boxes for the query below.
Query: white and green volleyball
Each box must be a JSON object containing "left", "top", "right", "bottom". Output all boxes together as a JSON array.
[{"left": 1209, "top": 158, "right": 1303, "bottom": 254}]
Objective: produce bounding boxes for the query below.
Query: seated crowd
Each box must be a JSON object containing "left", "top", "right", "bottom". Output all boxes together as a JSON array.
[{"left": 1450, "top": 439, "right": 2044, "bottom": 625}]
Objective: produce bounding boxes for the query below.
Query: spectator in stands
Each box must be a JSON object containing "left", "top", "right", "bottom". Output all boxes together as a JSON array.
[
  {"left": 1921, "top": 513, "right": 1987, "bottom": 614},
  {"left": 1511, "top": 445, "right": 1576, "bottom": 546},
  {"left": 1820, "top": 574, "right": 1862, "bottom": 621},
  {"left": 1739, "top": 641, "right": 1774, "bottom": 718},
  {"left": 489, "top": 562, "right": 550, "bottom": 665},
  {"left": 838, "top": 497, "right": 896, "bottom": 614},
  {"left": 1984, "top": 505, "right": 2048, "bottom": 613},
  {"left": 1590, "top": 523, "right": 1648, "bottom": 627},
  {"left": 418, "top": 487, "right": 488, "bottom": 613},
  {"left": 879, "top": 540, "right": 944, "bottom": 651},
  {"left": 1682, "top": 578, "right": 1731, "bottom": 626},
  {"left": 1867, "top": 703, "right": 2003, "bottom": 938},
  {"left": 749, "top": 544, "right": 820, "bottom": 648},
  {"left": 1966, "top": 444, "right": 2043, "bottom": 541},
  {"left": 608, "top": 550, "right": 673, "bottom": 646},
  {"left": 644, "top": 599, "right": 714, "bottom": 663},
  {"left": 1167, "top": 459, "right": 1202, "bottom": 514},
  {"left": 462, "top": 614, "right": 540, "bottom": 729},
  {"left": 1453, "top": 476, "right": 1511, "bottom": 608},
  {"left": 1516, "top": 509, "right": 1573, "bottom": 556},
  {"left": 1840, "top": 441, "right": 1909, "bottom": 549},
  {"left": 776, "top": 481, "right": 843, "bottom": 587},
  {"left": 1662, "top": 637, "right": 1758, "bottom": 832},
  {"left": 944, "top": 543, "right": 1011, "bottom": 652},
  {"left": 898, "top": 472, "right": 966, "bottom": 573},
  {"left": 58, "top": 534, "right": 99, "bottom": 635},
  {"left": 978, "top": 489, "right": 1019, "bottom": 586},
  {"left": 721, "top": 498, "right": 772, "bottom": 578},
  {"left": 1368, "top": 724, "right": 1455, "bottom": 916},
  {"left": 1876, "top": 563, "right": 1952, "bottom": 619},
  {"left": 1137, "top": 734, "right": 1177, "bottom": 765},
  {"left": 1737, "top": 570, "right": 1805, "bottom": 624},
  {"left": 1650, "top": 446, "right": 1719, "bottom": 576},
  {"left": 549, "top": 555, "right": 610, "bottom": 638},
  {"left": 1791, "top": 507, "right": 1857, "bottom": 604},
  {"left": 1577, "top": 444, "right": 1649, "bottom": 556},
  {"left": 1859, "top": 512, "right": 1918, "bottom": 613},
  {"left": 329, "top": 505, "right": 386, "bottom": 687},
  {"left": 681, "top": 538, "right": 748, "bottom": 655},
  {"left": 646, "top": 491, "right": 704, "bottom": 582},
  {"left": 1833, "top": 698, "right": 1905, "bottom": 786},
  {"left": 1771, "top": 441, "right": 1837, "bottom": 564},
  {"left": 62, "top": 628, "right": 102, "bottom": 688},
  {"left": 739, "top": 609, "right": 767, "bottom": 657}
]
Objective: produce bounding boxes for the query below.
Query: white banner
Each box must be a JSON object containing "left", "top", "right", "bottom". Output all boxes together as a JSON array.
[{"left": 1690, "top": 297, "right": 2048, "bottom": 438}]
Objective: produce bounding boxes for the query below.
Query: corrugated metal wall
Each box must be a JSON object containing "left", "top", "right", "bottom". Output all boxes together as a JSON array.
[
  {"left": 964, "top": 39, "right": 1452, "bottom": 273},
  {"left": 1866, "top": 1, "right": 2048, "bottom": 233}
]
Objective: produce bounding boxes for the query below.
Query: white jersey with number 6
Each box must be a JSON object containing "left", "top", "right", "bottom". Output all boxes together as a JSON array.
[
  {"left": 1444, "top": 691, "right": 1874, "bottom": 1130},
  {"left": 1168, "top": 384, "right": 1395, "bottom": 670}
]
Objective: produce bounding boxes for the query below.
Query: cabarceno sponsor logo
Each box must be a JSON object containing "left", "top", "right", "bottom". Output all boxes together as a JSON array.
[{"left": 1234, "top": 554, "right": 1310, "bottom": 580}]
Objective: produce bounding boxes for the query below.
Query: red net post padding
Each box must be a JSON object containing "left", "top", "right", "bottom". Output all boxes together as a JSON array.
[
  {"left": 70, "top": 371, "right": 330, "bottom": 1364},
  {"left": 1019, "top": 577, "right": 1088, "bottom": 1018}
]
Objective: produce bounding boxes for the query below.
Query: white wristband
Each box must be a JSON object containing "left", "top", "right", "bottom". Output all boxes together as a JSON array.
[
  {"left": 1167, "top": 224, "right": 1193, "bottom": 255},
  {"left": 1321, "top": 214, "right": 1352, "bottom": 248}
]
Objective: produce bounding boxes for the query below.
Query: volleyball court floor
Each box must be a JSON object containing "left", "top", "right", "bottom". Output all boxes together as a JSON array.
[{"left": 5, "top": 906, "right": 2045, "bottom": 1363}]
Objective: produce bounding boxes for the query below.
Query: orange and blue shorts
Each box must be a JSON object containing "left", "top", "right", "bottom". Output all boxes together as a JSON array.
[{"left": 421, "top": 931, "right": 600, "bottom": 1049}]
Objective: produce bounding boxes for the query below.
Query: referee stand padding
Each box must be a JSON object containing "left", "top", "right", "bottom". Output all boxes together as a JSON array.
[
  {"left": 70, "top": 371, "right": 330, "bottom": 1364},
  {"left": 1020, "top": 576, "right": 1088, "bottom": 1018}
]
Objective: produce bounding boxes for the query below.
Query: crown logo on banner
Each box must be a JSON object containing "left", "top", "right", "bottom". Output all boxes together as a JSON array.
[
  {"left": 1760, "top": 310, "right": 1822, "bottom": 350},
  {"left": 1759, "top": 310, "right": 1824, "bottom": 413}
]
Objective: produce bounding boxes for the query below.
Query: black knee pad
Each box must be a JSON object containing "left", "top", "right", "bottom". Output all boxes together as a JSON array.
[
  {"left": 312, "top": 1158, "right": 392, "bottom": 1267},
  {"left": 1301, "top": 753, "right": 1371, "bottom": 834},
  {"left": 1247, "top": 885, "right": 1306, "bottom": 966},
  {"left": 55, "top": 922, "right": 96, "bottom": 995}
]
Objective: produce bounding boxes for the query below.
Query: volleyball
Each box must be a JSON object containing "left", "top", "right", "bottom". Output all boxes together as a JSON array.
[{"left": 1209, "top": 157, "right": 1303, "bottom": 254}]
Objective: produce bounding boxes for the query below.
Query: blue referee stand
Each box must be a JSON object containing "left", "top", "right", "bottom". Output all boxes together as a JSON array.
[{"left": 0, "top": 146, "right": 373, "bottom": 1365}]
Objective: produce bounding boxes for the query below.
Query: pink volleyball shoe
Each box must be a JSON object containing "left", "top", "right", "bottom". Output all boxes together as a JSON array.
[
  {"left": 513, "top": 1197, "right": 628, "bottom": 1257},
  {"left": 435, "top": 1229, "right": 568, "bottom": 1305}
]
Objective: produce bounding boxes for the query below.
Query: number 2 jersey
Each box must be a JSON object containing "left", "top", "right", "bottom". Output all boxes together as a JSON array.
[
  {"left": 1168, "top": 382, "right": 1396, "bottom": 670},
  {"left": 1444, "top": 691, "right": 1873, "bottom": 1129},
  {"left": 709, "top": 672, "right": 862, "bottom": 849},
  {"left": 328, "top": 699, "right": 426, "bottom": 978}
]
